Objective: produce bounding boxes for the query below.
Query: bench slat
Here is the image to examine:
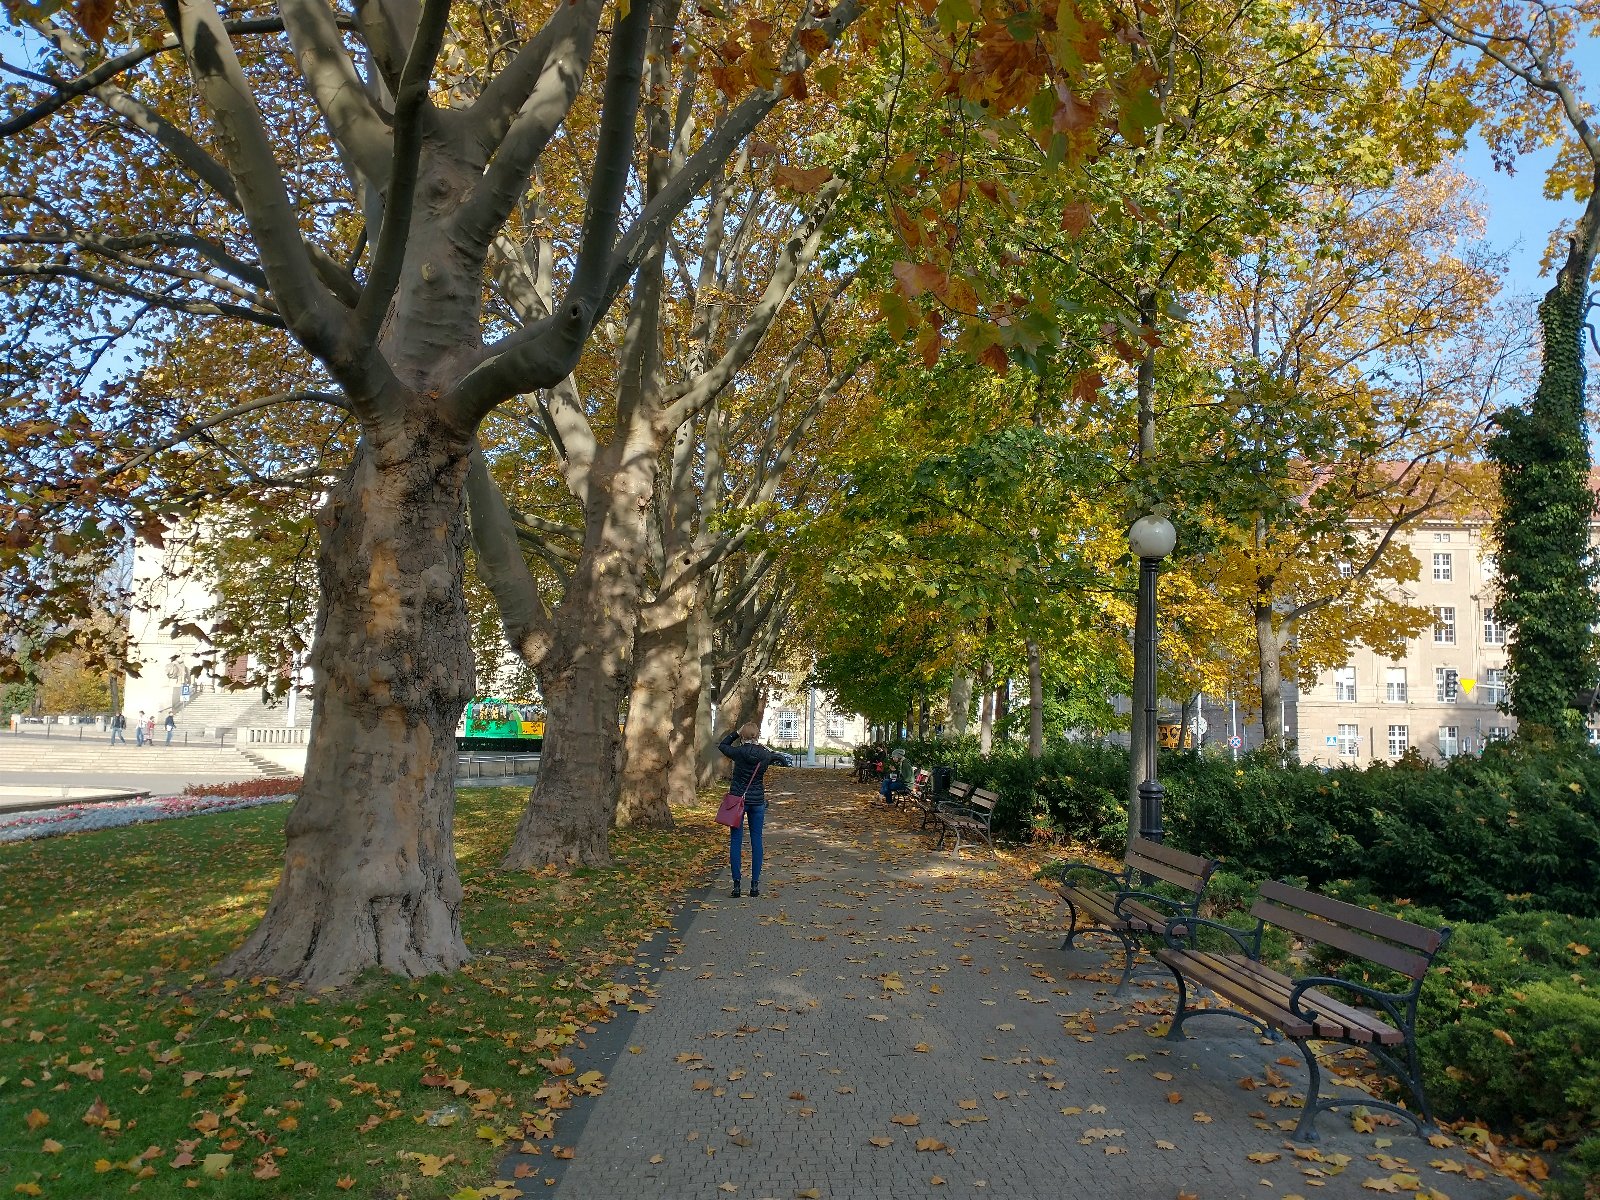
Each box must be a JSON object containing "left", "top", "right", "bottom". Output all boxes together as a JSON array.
[
  {"left": 1155, "top": 950, "right": 1315, "bottom": 1038},
  {"left": 1260, "top": 880, "right": 1445, "bottom": 954},
  {"left": 1063, "top": 887, "right": 1166, "bottom": 933},
  {"left": 1128, "top": 838, "right": 1214, "bottom": 878},
  {"left": 1249, "top": 900, "right": 1432, "bottom": 979},
  {"left": 1125, "top": 850, "right": 1209, "bottom": 893},
  {"left": 1216, "top": 954, "right": 1403, "bottom": 1044}
]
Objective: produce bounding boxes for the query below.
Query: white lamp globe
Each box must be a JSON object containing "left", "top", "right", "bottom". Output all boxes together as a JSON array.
[{"left": 1128, "top": 514, "right": 1177, "bottom": 560}]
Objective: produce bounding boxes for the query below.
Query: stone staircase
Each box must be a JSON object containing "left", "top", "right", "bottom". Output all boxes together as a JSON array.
[{"left": 1, "top": 729, "right": 265, "bottom": 778}]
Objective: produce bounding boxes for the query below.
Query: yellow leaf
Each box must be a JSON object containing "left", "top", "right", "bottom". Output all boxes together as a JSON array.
[
  {"left": 23, "top": 1110, "right": 48, "bottom": 1132},
  {"left": 891, "top": 1114, "right": 921, "bottom": 1126},
  {"left": 868, "top": 1136, "right": 894, "bottom": 1147},
  {"left": 916, "top": 1137, "right": 948, "bottom": 1152},
  {"left": 200, "top": 1153, "right": 233, "bottom": 1178},
  {"left": 13, "top": 1184, "right": 43, "bottom": 1197},
  {"left": 1247, "top": 1151, "right": 1281, "bottom": 1163},
  {"left": 40, "top": 1140, "right": 62, "bottom": 1155}
]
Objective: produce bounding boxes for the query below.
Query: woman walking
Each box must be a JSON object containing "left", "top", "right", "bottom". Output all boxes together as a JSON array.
[{"left": 718, "top": 722, "right": 792, "bottom": 898}]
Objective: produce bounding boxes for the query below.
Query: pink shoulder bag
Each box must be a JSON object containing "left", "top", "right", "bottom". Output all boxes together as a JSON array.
[{"left": 716, "top": 762, "right": 768, "bottom": 828}]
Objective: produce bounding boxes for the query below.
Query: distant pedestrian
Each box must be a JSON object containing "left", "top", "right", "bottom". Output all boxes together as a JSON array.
[
  {"left": 110, "top": 713, "right": 127, "bottom": 745},
  {"left": 134, "top": 711, "right": 146, "bottom": 747},
  {"left": 144, "top": 715, "right": 155, "bottom": 746},
  {"left": 718, "top": 723, "right": 793, "bottom": 898},
  {"left": 164, "top": 713, "right": 175, "bottom": 745}
]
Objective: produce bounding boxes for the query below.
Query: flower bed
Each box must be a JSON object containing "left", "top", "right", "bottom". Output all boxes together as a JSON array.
[{"left": 0, "top": 790, "right": 295, "bottom": 843}]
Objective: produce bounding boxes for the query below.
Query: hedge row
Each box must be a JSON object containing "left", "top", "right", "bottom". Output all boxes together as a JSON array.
[{"left": 891, "top": 736, "right": 1600, "bottom": 919}]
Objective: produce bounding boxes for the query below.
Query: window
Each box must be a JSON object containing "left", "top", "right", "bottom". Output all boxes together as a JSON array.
[
  {"left": 1482, "top": 667, "right": 1507, "bottom": 706},
  {"left": 1387, "top": 725, "right": 1409, "bottom": 757},
  {"left": 1435, "top": 667, "right": 1459, "bottom": 703},
  {"left": 1336, "top": 723, "right": 1361, "bottom": 758},
  {"left": 1438, "top": 725, "right": 1460, "bottom": 757},
  {"left": 1337, "top": 559, "right": 1355, "bottom": 579},
  {"left": 1333, "top": 666, "right": 1356, "bottom": 702},
  {"left": 1385, "top": 667, "right": 1408, "bottom": 703},
  {"left": 1485, "top": 726, "right": 1511, "bottom": 744},
  {"left": 1432, "top": 552, "right": 1453, "bottom": 581},
  {"left": 1433, "top": 606, "right": 1456, "bottom": 644},
  {"left": 1484, "top": 608, "right": 1505, "bottom": 645},
  {"left": 1433, "top": 532, "right": 1452, "bottom": 542},
  {"left": 776, "top": 709, "right": 801, "bottom": 742},
  {"left": 826, "top": 715, "right": 846, "bottom": 740}
]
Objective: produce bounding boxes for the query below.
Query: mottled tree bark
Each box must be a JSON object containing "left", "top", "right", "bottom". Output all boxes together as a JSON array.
[
  {"left": 1027, "top": 639, "right": 1044, "bottom": 759},
  {"left": 224, "top": 421, "right": 473, "bottom": 988},
  {"left": 948, "top": 668, "right": 971, "bottom": 737}
]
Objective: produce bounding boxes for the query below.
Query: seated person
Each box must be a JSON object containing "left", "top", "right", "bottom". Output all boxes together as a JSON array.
[{"left": 879, "top": 749, "right": 912, "bottom": 804}]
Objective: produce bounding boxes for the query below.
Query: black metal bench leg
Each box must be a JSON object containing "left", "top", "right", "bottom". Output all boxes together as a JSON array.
[
  {"left": 1290, "top": 1038, "right": 1324, "bottom": 1143},
  {"left": 1112, "top": 930, "right": 1136, "bottom": 992},
  {"left": 1164, "top": 967, "right": 1191, "bottom": 1040},
  {"left": 1059, "top": 897, "right": 1082, "bottom": 951}
]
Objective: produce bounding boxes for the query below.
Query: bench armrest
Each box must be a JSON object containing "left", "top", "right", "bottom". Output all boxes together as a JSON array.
[
  {"left": 1162, "top": 914, "right": 1264, "bottom": 958},
  {"left": 1112, "top": 889, "right": 1190, "bottom": 921},
  {"left": 1286, "top": 974, "right": 1415, "bottom": 1029},
  {"left": 1042, "top": 861, "right": 1129, "bottom": 888}
]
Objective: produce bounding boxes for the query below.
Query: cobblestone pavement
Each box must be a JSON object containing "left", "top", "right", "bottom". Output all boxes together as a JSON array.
[{"left": 516, "top": 778, "right": 1528, "bottom": 1200}]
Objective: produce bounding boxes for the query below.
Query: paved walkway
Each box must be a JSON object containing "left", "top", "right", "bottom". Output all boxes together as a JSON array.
[{"left": 506, "top": 779, "right": 1524, "bottom": 1200}]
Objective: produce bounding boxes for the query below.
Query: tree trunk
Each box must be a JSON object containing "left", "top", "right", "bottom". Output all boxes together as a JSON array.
[
  {"left": 223, "top": 424, "right": 473, "bottom": 988},
  {"left": 948, "top": 668, "right": 971, "bottom": 737},
  {"left": 1256, "top": 600, "right": 1287, "bottom": 750},
  {"left": 503, "top": 449, "right": 655, "bottom": 869},
  {"left": 978, "top": 662, "right": 994, "bottom": 755},
  {"left": 615, "top": 579, "right": 698, "bottom": 829},
  {"left": 668, "top": 590, "right": 709, "bottom": 804},
  {"left": 1027, "top": 639, "right": 1044, "bottom": 759},
  {"left": 994, "top": 678, "right": 1009, "bottom": 737},
  {"left": 917, "top": 694, "right": 929, "bottom": 740}
]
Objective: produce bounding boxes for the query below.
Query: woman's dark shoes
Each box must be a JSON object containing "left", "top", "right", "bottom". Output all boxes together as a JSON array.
[
  {"left": 749, "top": 883, "right": 760, "bottom": 897},
  {"left": 730, "top": 884, "right": 742, "bottom": 898}
]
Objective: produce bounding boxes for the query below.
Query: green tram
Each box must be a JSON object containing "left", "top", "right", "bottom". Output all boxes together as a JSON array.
[{"left": 456, "top": 698, "right": 545, "bottom": 752}]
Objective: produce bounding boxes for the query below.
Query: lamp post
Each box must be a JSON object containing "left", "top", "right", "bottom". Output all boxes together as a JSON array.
[{"left": 1129, "top": 514, "right": 1177, "bottom": 843}]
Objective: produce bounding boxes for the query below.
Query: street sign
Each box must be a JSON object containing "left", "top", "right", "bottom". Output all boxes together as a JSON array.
[
  {"left": 1325, "top": 735, "right": 1337, "bottom": 746},
  {"left": 181, "top": 684, "right": 191, "bottom": 700},
  {"left": 1228, "top": 735, "right": 1242, "bottom": 749}
]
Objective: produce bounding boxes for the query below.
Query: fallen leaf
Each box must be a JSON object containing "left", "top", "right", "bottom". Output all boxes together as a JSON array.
[
  {"left": 916, "top": 1137, "right": 948, "bottom": 1152},
  {"left": 1248, "top": 1151, "right": 1281, "bottom": 1163},
  {"left": 868, "top": 1136, "right": 894, "bottom": 1148},
  {"left": 200, "top": 1153, "right": 233, "bottom": 1178},
  {"left": 891, "top": 1114, "right": 921, "bottom": 1127}
]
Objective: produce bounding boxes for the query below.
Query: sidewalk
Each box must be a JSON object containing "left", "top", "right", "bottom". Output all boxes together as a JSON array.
[{"left": 504, "top": 778, "right": 1524, "bottom": 1200}]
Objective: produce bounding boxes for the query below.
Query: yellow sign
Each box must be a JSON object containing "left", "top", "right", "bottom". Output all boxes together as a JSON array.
[{"left": 1460, "top": 678, "right": 1475, "bottom": 694}]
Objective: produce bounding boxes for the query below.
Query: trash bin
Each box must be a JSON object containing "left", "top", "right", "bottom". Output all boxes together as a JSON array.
[{"left": 931, "top": 764, "right": 954, "bottom": 799}]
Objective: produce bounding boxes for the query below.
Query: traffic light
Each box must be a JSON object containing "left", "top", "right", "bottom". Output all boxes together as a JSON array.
[{"left": 1445, "top": 670, "right": 1458, "bottom": 701}]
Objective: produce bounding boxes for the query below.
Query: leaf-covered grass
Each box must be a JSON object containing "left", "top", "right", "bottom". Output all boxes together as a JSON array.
[{"left": 0, "top": 787, "right": 722, "bottom": 1199}]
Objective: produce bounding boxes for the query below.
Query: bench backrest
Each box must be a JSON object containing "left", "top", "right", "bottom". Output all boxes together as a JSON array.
[
  {"left": 1249, "top": 880, "right": 1448, "bottom": 979},
  {"left": 968, "top": 788, "right": 998, "bottom": 819},
  {"left": 948, "top": 780, "right": 972, "bottom": 802},
  {"left": 1126, "top": 838, "right": 1216, "bottom": 898}
]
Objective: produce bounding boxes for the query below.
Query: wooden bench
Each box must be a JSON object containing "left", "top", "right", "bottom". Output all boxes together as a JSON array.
[
  {"left": 1156, "top": 879, "right": 1451, "bottom": 1143},
  {"left": 1045, "top": 839, "right": 1219, "bottom": 990},
  {"left": 934, "top": 786, "right": 997, "bottom": 856},
  {"left": 914, "top": 776, "right": 968, "bottom": 830}
]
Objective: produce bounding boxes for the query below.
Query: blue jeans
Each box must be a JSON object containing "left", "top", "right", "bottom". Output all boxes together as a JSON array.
[
  {"left": 729, "top": 802, "right": 766, "bottom": 884},
  {"left": 880, "top": 777, "right": 910, "bottom": 802}
]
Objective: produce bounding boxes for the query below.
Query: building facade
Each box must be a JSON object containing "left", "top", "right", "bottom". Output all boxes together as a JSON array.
[{"left": 1297, "top": 520, "right": 1513, "bottom": 765}]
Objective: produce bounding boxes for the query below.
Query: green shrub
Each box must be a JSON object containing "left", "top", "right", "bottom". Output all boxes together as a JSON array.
[{"left": 894, "top": 735, "right": 1600, "bottom": 920}]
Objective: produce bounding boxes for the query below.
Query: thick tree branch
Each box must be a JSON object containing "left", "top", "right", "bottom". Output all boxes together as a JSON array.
[
  {"left": 465, "top": 447, "right": 555, "bottom": 667},
  {"left": 279, "top": 0, "right": 393, "bottom": 184},
  {"left": 158, "top": 0, "right": 353, "bottom": 372},
  {"left": 443, "top": 0, "right": 654, "bottom": 423},
  {"left": 352, "top": 0, "right": 451, "bottom": 348}
]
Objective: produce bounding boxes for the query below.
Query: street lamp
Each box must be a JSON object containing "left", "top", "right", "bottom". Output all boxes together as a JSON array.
[{"left": 1129, "top": 514, "right": 1177, "bottom": 843}]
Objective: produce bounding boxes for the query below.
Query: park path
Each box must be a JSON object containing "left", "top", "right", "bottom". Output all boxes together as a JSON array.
[{"left": 503, "top": 774, "right": 1525, "bottom": 1200}]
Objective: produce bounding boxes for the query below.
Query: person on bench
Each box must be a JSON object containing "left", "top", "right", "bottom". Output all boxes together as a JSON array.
[{"left": 879, "top": 749, "right": 911, "bottom": 804}]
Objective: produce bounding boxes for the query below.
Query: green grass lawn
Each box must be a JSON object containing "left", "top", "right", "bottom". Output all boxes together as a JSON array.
[{"left": 0, "top": 788, "right": 721, "bottom": 1199}]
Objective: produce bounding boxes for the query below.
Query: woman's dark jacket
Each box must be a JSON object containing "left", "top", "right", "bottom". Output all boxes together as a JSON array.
[{"left": 719, "top": 732, "right": 792, "bottom": 804}]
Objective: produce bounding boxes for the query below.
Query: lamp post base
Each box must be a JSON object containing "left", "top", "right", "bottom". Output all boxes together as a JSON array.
[{"left": 1138, "top": 778, "right": 1165, "bottom": 844}]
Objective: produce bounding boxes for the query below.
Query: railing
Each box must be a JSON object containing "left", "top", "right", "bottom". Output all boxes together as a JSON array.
[
  {"left": 244, "top": 726, "right": 309, "bottom": 745},
  {"left": 456, "top": 753, "right": 541, "bottom": 779}
]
